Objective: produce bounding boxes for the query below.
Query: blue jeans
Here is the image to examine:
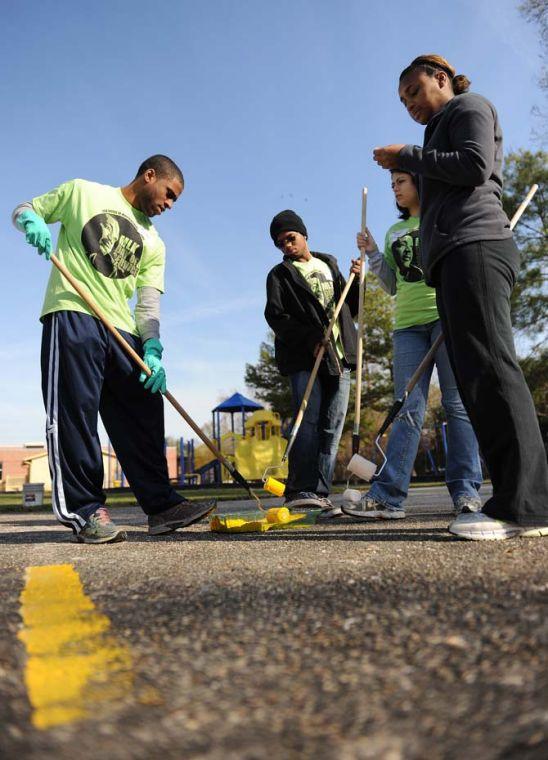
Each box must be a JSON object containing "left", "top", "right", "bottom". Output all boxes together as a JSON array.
[
  {"left": 287, "top": 369, "right": 351, "bottom": 497},
  {"left": 368, "top": 320, "right": 482, "bottom": 510}
]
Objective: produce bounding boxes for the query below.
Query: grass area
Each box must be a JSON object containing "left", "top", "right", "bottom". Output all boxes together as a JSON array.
[
  {"left": 0, "top": 480, "right": 449, "bottom": 514},
  {"left": 0, "top": 487, "right": 252, "bottom": 513}
]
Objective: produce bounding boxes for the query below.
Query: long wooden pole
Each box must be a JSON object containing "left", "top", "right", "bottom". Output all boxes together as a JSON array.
[
  {"left": 352, "top": 187, "right": 367, "bottom": 455},
  {"left": 49, "top": 254, "right": 256, "bottom": 497},
  {"left": 511, "top": 184, "right": 538, "bottom": 228},
  {"left": 375, "top": 183, "right": 539, "bottom": 438},
  {"left": 282, "top": 272, "right": 356, "bottom": 462}
]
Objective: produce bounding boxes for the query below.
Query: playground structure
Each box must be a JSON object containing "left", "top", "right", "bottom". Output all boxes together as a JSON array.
[
  {"left": 179, "top": 393, "right": 288, "bottom": 486},
  {"left": 2, "top": 398, "right": 454, "bottom": 495}
]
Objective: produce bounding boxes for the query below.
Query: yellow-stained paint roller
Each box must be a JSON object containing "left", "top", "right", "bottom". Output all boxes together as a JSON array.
[
  {"left": 266, "top": 507, "right": 290, "bottom": 523},
  {"left": 46, "top": 253, "right": 266, "bottom": 513},
  {"left": 210, "top": 507, "right": 313, "bottom": 533},
  {"left": 352, "top": 187, "right": 368, "bottom": 457},
  {"left": 263, "top": 190, "right": 368, "bottom": 498},
  {"left": 345, "top": 188, "right": 378, "bottom": 485},
  {"left": 264, "top": 476, "right": 286, "bottom": 497},
  {"left": 263, "top": 265, "right": 355, "bottom": 496}
]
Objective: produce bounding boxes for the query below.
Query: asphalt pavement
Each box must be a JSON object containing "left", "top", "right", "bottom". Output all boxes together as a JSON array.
[{"left": 1, "top": 485, "right": 547, "bottom": 759}]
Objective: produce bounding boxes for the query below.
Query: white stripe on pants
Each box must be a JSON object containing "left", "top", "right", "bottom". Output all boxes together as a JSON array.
[{"left": 45, "top": 314, "right": 86, "bottom": 533}]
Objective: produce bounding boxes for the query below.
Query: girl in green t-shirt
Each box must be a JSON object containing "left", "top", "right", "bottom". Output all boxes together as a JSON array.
[{"left": 342, "top": 171, "right": 482, "bottom": 519}]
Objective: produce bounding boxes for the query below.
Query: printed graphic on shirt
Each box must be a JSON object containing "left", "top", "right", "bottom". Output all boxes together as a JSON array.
[
  {"left": 81, "top": 212, "right": 143, "bottom": 278},
  {"left": 391, "top": 228, "right": 423, "bottom": 283},
  {"left": 306, "top": 270, "right": 335, "bottom": 311}
]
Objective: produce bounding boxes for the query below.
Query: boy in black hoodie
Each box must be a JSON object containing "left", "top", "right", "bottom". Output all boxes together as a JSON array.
[{"left": 265, "top": 210, "right": 361, "bottom": 515}]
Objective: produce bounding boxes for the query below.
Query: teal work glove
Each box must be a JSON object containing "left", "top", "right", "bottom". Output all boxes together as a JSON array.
[
  {"left": 18, "top": 210, "right": 53, "bottom": 260},
  {"left": 139, "top": 338, "right": 167, "bottom": 394}
]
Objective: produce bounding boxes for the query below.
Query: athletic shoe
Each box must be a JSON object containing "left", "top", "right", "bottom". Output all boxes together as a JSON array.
[
  {"left": 374, "top": 508, "right": 406, "bottom": 520},
  {"left": 284, "top": 492, "right": 324, "bottom": 510},
  {"left": 448, "top": 512, "right": 548, "bottom": 541},
  {"left": 341, "top": 495, "right": 406, "bottom": 520},
  {"left": 148, "top": 499, "right": 217, "bottom": 535},
  {"left": 316, "top": 496, "right": 343, "bottom": 519},
  {"left": 454, "top": 495, "right": 482, "bottom": 515},
  {"left": 77, "top": 507, "right": 127, "bottom": 544}
]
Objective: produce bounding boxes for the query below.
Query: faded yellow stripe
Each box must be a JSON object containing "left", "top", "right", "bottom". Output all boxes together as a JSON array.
[{"left": 18, "top": 564, "right": 132, "bottom": 729}]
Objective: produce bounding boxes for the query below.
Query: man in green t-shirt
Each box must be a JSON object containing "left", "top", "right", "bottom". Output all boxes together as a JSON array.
[{"left": 13, "top": 155, "right": 216, "bottom": 543}]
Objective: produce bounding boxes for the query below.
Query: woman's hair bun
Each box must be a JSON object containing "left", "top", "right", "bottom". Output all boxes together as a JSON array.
[{"left": 452, "top": 74, "right": 471, "bottom": 94}]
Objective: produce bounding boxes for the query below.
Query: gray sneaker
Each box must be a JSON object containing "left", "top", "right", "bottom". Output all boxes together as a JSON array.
[
  {"left": 454, "top": 495, "right": 482, "bottom": 515},
  {"left": 316, "top": 496, "right": 343, "bottom": 519},
  {"left": 77, "top": 507, "right": 127, "bottom": 544},
  {"left": 342, "top": 495, "right": 406, "bottom": 520},
  {"left": 148, "top": 499, "right": 217, "bottom": 535}
]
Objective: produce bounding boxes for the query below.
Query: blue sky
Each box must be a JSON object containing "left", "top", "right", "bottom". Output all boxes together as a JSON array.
[{"left": 0, "top": 0, "right": 543, "bottom": 444}]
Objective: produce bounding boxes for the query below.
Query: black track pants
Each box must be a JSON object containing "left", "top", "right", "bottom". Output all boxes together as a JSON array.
[{"left": 41, "top": 311, "right": 182, "bottom": 532}]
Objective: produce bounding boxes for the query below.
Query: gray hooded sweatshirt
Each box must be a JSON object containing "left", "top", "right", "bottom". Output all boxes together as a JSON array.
[{"left": 397, "top": 92, "right": 512, "bottom": 285}]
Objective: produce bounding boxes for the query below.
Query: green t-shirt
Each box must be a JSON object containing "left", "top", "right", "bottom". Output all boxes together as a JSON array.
[
  {"left": 384, "top": 217, "right": 438, "bottom": 330},
  {"left": 291, "top": 255, "right": 344, "bottom": 360},
  {"left": 32, "top": 179, "right": 166, "bottom": 335}
]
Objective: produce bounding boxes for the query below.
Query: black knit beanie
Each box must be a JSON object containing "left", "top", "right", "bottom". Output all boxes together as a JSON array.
[{"left": 269, "top": 210, "right": 308, "bottom": 243}]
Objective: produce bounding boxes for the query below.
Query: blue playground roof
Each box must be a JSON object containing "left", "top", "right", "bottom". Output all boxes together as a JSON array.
[{"left": 212, "top": 392, "right": 264, "bottom": 413}]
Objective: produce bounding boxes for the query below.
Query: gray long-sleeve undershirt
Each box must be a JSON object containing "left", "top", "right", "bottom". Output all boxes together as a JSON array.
[
  {"left": 12, "top": 201, "right": 34, "bottom": 230},
  {"left": 135, "top": 287, "right": 161, "bottom": 342},
  {"left": 367, "top": 247, "right": 397, "bottom": 296},
  {"left": 12, "top": 202, "right": 161, "bottom": 342}
]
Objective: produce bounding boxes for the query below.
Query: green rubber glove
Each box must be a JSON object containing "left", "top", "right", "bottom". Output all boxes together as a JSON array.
[
  {"left": 18, "top": 210, "right": 53, "bottom": 260},
  {"left": 139, "top": 338, "right": 167, "bottom": 394}
]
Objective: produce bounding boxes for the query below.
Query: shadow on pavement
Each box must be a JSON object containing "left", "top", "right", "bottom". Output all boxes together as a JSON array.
[
  {"left": 123, "top": 527, "right": 455, "bottom": 544},
  {"left": 0, "top": 531, "right": 72, "bottom": 544},
  {"left": 2, "top": 519, "right": 65, "bottom": 527},
  {"left": 0, "top": 512, "right": 458, "bottom": 544},
  {"left": 0, "top": 528, "right": 457, "bottom": 544}
]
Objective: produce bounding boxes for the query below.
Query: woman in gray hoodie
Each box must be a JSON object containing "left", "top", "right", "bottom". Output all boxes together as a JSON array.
[{"left": 373, "top": 53, "right": 548, "bottom": 541}]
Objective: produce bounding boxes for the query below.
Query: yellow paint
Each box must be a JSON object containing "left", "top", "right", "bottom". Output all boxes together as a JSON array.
[
  {"left": 18, "top": 564, "right": 132, "bottom": 729},
  {"left": 266, "top": 507, "right": 290, "bottom": 523},
  {"left": 263, "top": 477, "right": 286, "bottom": 497},
  {"left": 210, "top": 511, "right": 307, "bottom": 533}
]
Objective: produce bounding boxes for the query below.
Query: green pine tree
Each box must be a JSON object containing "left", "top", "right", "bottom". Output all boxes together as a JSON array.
[
  {"left": 502, "top": 149, "right": 548, "bottom": 337},
  {"left": 244, "top": 335, "right": 293, "bottom": 426}
]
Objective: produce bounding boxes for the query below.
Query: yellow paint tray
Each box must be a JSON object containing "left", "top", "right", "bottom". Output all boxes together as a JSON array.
[{"left": 210, "top": 507, "right": 320, "bottom": 534}]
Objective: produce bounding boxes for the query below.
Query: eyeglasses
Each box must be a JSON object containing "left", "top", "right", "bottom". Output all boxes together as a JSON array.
[{"left": 276, "top": 233, "right": 298, "bottom": 249}]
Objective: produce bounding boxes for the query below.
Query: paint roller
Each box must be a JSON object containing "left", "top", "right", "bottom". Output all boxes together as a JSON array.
[
  {"left": 346, "top": 183, "right": 540, "bottom": 484},
  {"left": 263, "top": 189, "right": 367, "bottom": 496},
  {"left": 342, "top": 187, "right": 373, "bottom": 503},
  {"left": 47, "top": 254, "right": 266, "bottom": 512}
]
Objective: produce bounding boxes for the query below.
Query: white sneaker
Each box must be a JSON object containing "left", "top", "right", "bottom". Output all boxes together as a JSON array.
[{"left": 448, "top": 512, "right": 548, "bottom": 541}]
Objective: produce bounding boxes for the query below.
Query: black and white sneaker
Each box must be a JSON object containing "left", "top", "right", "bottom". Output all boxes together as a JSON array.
[
  {"left": 284, "top": 492, "right": 324, "bottom": 510},
  {"left": 316, "top": 496, "right": 343, "bottom": 519},
  {"left": 148, "top": 499, "right": 217, "bottom": 535}
]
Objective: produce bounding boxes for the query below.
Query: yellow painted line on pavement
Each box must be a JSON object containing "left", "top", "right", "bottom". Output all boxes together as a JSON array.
[{"left": 18, "top": 564, "right": 132, "bottom": 729}]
